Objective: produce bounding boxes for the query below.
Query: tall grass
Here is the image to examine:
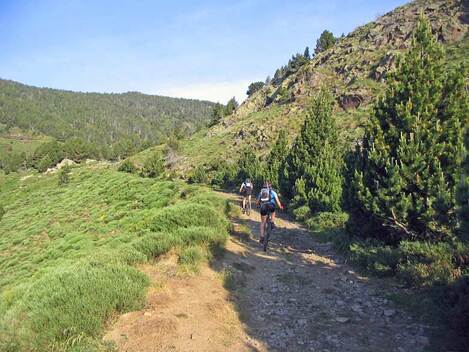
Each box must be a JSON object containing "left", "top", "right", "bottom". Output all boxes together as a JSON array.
[{"left": 0, "top": 167, "right": 229, "bottom": 351}]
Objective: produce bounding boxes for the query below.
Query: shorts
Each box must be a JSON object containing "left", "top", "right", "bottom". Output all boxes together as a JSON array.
[
  {"left": 243, "top": 189, "right": 252, "bottom": 196},
  {"left": 260, "top": 202, "right": 275, "bottom": 216}
]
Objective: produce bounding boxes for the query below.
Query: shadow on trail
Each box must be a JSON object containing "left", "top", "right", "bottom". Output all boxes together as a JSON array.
[{"left": 208, "top": 193, "right": 432, "bottom": 352}]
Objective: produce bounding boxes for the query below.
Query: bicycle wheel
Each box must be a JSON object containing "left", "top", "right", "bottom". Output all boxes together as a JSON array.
[{"left": 263, "top": 221, "right": 271, "bottom": 252}]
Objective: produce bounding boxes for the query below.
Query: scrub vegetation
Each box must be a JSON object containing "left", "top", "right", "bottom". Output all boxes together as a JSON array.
[{"left": 0, "top": 166, "right": 230, "bottom": 351}]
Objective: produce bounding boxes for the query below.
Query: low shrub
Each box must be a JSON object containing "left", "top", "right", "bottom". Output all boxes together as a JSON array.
[
  {"left": 117, "top": 159, "right": 137, "bottom": 174},
  {"left": 0, "top": 168, "right": 230, "bottom": 350},
  {"left": 188, "top": 165, "right": 209, "bottom": 184},
  {"left": 397, "top": 241, "right": 457, "bottom": 287},
  {"left": 0, "top": 260, "right": 148, "bottom": 351},
  {"left": 178, "top": 245, "right": 205, "bottom": 270},
  {"left": 305, "top": 211, "right": 349, "bottom": 232},
  {"left": 344, "top": 238, "right": 465, "bottom": 287},
  {"left": 347, "top": 241, "right": 399, "bottom": 277},
  {"left": 210, "top": 161, "right": 238, "bottom": 189},
  {"left": 131, "top": 232, "right": 182, "bottom": 259},
  {"left": 148, "top": 202, "right": 229, "bottom": 235},
  {"left": 292, "top": 205, "right": 310, "bottom": 222},
  {"left": 58, "top": 165, "right": 71, "bottom": 185},
  {"left": 141, "top": 152, "right": 165, "bottom": 178}
]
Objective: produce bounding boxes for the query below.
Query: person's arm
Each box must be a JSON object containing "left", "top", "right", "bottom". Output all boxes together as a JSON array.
[
  {"left": 256, "top": 192, "right": 261, "bottom": 206},
  {"left": 239, "top": 184, "right": 244, "bottom": 193},
  {"left": 274, "top": 194, "right": 283, "bottom": 210}
]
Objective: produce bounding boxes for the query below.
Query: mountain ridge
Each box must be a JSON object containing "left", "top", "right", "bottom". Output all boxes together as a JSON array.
[{"left": 0, "top": 77, "right": 215, "bottom": 103}]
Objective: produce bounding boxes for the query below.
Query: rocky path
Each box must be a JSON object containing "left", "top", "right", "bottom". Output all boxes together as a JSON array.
[{"left": 104, "top": 193, "right": 430, "bottom": 352}]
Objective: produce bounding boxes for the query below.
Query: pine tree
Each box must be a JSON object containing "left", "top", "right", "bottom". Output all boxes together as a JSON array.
[
  {"left": 225, "top": 97, "right": 239, "bottom": 115},
  {"left": 237, "top": 149, "right": 263, "bottom": 185},
  {"left": 315, "top": 30, "right": 336, "bottom": 54},
  {"left": 350, "top": 15, "right": 467, "bottom": 242},
  {"left": 209, "top": 103, "right": 225, "bottom": 127},
  {"left": 265, "top": 130, "right": 288, "bottom": 190},
  {"left": 283, "top": 89, "right": 343, "bottom": 213},
  {"left": 246, "top": 81, "right": 265, "bottom": 96},
  {"left": 304, "top": 46, "right": 311, "bottom": 60}
]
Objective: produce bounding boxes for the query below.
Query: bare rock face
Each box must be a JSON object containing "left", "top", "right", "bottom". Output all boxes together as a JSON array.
[
  {"left": 371, "top": 52, "right": 397, "bottom": 81},
  {"left": 44, "top": 158, "right": 76, "bottom": 174},
  {"left": 339, "top": 94, "right": 363, "bottom": 111}
]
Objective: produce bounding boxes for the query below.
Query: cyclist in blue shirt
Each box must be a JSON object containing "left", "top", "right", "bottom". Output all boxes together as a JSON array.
[{"left": 256, "top": 181, "right": 283, "bottom": 243}]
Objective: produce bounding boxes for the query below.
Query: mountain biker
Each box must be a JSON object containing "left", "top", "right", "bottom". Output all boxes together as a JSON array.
[
  {"left": 239, "top": 178, "right": 254, "bottom": 213},
  {"left": 256, "top": 181, "right": 283, "bottom": 243}
]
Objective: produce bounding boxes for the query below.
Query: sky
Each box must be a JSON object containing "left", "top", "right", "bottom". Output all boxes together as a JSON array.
[{"left": 0, "top": 0, "right": 408, "bottom": 103}]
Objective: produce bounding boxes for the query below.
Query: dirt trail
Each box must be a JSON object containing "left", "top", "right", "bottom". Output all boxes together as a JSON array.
[{"left": 104, "top": 193, "right": 430, "bottom": 352}]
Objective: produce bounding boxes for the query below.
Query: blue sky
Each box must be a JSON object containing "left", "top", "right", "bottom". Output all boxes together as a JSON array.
[{"left": 0, "top": 0, "right": 407, "bottom": 103}]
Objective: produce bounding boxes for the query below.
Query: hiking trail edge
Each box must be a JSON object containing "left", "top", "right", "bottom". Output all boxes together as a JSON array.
[{"left": 104, "top": 192, "right": 430, "bottom": 352}]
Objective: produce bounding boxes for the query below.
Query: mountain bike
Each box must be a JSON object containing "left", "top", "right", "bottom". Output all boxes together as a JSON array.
[{"left": 262, "top": 211, "right": 273, "bottom": 252}]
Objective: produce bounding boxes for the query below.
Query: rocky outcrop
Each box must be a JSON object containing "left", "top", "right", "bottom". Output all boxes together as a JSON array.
[
  {"left": 44, "top": 158, "right": 76, "bottom": 174},
  {"left": 371, "top": 52, "right": 397, "bottom": 81},
  {"left": 339, "top": 94, "right": 363, "bottom": 111}
]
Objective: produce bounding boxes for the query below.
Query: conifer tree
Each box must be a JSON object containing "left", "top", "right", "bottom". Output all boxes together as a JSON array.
[
  {"left": 265, "top": 130, "right": 288, "bottom": 190},
  {"left": 315, "top": 30, "right": 336, "bottom": 54},
  {"left": 283, "top": 89, "right": 343, "bottom": 213},
  {"left": 246, "top": 82, "right": 265, "bottom": 96},
  {"left": 304, "top": 46, "right": 311, "bottom": 60},
  {"left": 237, "top": 149, "right": 263, "bottom": 186},
  {"left": 209, "top": 103, "right": 225, "bottom": 127},
  {"left": 350, "top": 15, "right": 467, "bottom": 242},
  {"left": 225, "top": 97, "right": 239, "bottom": 115}
]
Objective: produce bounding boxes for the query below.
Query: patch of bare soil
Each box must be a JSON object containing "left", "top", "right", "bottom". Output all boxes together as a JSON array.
[
  {"left": 104, "top": 255, "right": 255, "bottom": 352},
  {"left": 104, "top": 193, "right": 430, "bottom": 352}
]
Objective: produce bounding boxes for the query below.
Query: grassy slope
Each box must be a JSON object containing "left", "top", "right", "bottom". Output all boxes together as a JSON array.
[
  {"left": 0, "top": 166, "right": 230, "bottom": 351},
  {"left": 0, "top": 136, "right": 51, "bottom": 157},
  {"left": 0, "top": 129, "right": 54, "bottom": 163},
  {"left": 171, "top": 0, "right": 467, "bottom": 175}
]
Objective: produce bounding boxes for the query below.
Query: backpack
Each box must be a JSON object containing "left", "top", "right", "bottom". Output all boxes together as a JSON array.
[
  {"left": 244, "top": 182, "right": 253, "bottom": 192},
  {"left": 259, "top": 187, "right": 272, "bottom": 203}
]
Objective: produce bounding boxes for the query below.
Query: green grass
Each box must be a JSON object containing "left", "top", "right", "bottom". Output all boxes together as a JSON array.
[
  {"left": 0, "top": 134, "right": 52, "bottom": 157},
  {"left": 128, "top": 144, "right": 166, "bottom": 167},
  {"left": 177, "top": 104, "right": 302, "bottom": 172},
  {"left": 0, "top": 166, "right": 230, "bottom": 351}
]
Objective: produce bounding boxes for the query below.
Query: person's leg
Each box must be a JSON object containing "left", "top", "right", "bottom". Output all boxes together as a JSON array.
[
  {"left": 242, "top": 196, "right": 246, "bottom": 209},
  {"left": 260, "top": 215, "right": 267, "bottom": 240},
  {"left": 247, "top": 195, "right": 251, "bottom": 210}
]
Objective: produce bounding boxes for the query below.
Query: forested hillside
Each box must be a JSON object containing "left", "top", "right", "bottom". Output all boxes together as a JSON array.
[{"left": 0, "top": 79, "right": 215, "bottom": 160}]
